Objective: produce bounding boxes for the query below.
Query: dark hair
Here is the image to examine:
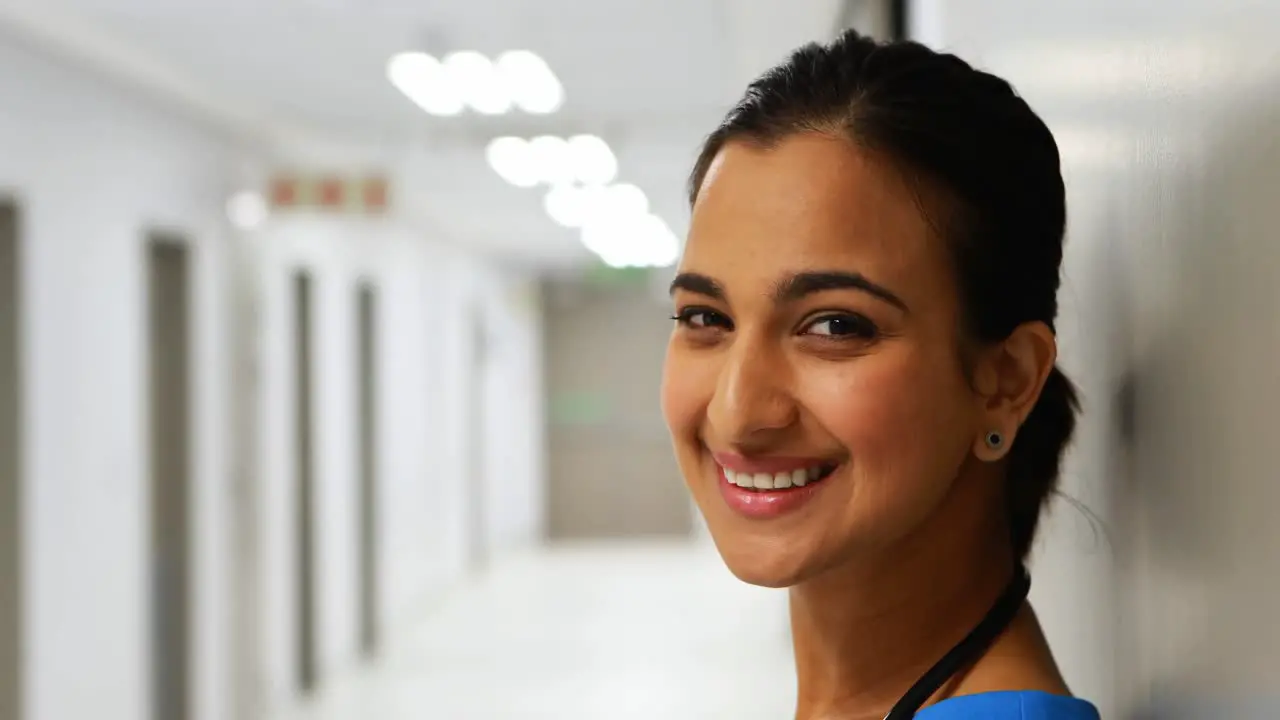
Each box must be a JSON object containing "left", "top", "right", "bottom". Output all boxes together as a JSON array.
[{"left": 689, "top": 29, "right": 1079, "bottom": 560}]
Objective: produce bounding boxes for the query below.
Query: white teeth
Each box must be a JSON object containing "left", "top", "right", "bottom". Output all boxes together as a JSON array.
[{"left": 722, "top": 464, "right": 831, "bottom": 490}]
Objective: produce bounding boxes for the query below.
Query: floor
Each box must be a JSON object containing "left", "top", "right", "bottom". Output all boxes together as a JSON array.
[{"left": 283, "top": 540, "right": 797, "bottom": 720}]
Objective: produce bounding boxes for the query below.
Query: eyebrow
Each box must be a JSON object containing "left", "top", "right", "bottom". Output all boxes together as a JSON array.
[
  {"left": 668, "top": 272, "right": 726, "bottom": 300},
  {"left": 775, "top": 271, "right": 908, "bottom": 311},
  {"left": 669, "top": 270, "right": 908, "bottom": 311}
]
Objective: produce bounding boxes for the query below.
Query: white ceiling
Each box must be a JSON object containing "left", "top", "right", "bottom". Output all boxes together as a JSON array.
[{"left": 0, "top": 0, "right": 844, "bottom": 268}]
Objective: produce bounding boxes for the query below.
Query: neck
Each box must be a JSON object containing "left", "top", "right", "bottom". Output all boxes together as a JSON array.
[{"left": 790, "top": 489, "right": 1015, "bottom": 720}]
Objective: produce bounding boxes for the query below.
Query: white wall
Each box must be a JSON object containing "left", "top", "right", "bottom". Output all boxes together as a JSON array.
[
  {"left": 248, "top": 217, "right": 547, "bottom": 715},
  {"left": 0, "top": 25, "right": 548, "bottom": 720},
  {"left": 477, "top": 271, "right": 547, "bottom": 556},
  {"left": 914, "top": 1, "right": 1280, "bottom": 716},
  {"left": 0, "top": 26, "right": 237, "bottom": 720}
]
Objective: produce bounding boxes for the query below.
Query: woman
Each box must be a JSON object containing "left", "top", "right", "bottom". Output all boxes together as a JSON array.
[{"left": 661, "top": 30, "right": 1101, "bottom": 719}]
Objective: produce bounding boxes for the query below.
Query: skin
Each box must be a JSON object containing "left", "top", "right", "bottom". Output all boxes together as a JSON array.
[{"left": 660, "top": 133, "right": 1068, "bottom": 719}]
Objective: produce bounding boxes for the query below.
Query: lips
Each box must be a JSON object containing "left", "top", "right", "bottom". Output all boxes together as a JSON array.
[{"left": 711, "top": 452, "right": 839, "bottom": 519}]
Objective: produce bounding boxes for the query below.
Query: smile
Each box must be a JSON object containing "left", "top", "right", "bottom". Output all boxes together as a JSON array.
[
  {"left": 711, "top": 453, "right": 841, "bottom": 519},
  {"left": 720, "top": 463, "right": 837, "bottom": 491}
]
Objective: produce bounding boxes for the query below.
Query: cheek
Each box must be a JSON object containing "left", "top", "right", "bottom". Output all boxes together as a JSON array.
[
  {"left": 660, "top": 342, "right": 708, "bottom": 442},
  {"left": 803, "top": 347, "right": 974, "bottom": 509}
]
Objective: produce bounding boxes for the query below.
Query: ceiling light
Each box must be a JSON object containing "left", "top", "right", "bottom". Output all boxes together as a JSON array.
[
  {"left": 638, "top": 214, "right": 681, "bottom": 267},
  {"left": 600, "top": 183, "right": 649, "bottom": 217},
  {"left": 550, "top": 181, "right": 648, "bottom": 232},
  {"left": 496, "top": 50, "right": 564, "bottom": 114},
  {"left": 528, "top": 135, "right": 574, "bottom": 186},
  {"left": 387, "top": 51, "right": 464, "bottom": 116},
  {"left": 543, "top": 185, "right": 588, "bottom": 228},
  {"left": 227, "top": 191, "right": 268, "bottom": 230},
  {"left": 543, "top": 184, "right": 617, "bottom": 228},
  {"left": 544, "top": 182, "right": 649, "bottom": 231},
  {"left": 443, "top": 50, "right": 512, "bottom": 115},
  {"left": 580, "top": 213, "right": 680, "bottom": 268},
  {"left": 485, "top": 136, "right": 540, "bottom": 188},
  {"left": 566, "top": 134, "right": 618, "bottom": 185}
]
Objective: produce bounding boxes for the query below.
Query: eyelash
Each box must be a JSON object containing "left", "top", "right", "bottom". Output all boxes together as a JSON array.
[
  {"left": 670, "top": 307, "right": 881, "bottom": 341},
  {"left": 671, "top": 306, "right": 733, "bottom": 331},
  {"left": 802, "top": 312, "right": 880, "bottom": 340}
]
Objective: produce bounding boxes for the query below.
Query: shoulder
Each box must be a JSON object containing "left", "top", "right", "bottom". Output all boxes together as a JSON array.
[{"left": 915, "top": 691, "right": 1101, "bottom": 719}]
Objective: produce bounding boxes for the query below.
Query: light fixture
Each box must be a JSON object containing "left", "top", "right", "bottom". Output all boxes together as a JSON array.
[
  {"left": 580, "top": 212, "right": 679, "bottom": 268},
  {"left": 489, "top": 133, "right": 620, "bottom": 189},
  {"left": 485, "top": 137, "right": 541, "bottom": 188},
  {"left": 544, "top": 184, "right": 603, "bottom": 228},
  {"left": 544, "top": 182, "right": 648, "bottom": 230},
  {"left": 227, "top": 191, "right": 268, "bottom": 230},
  {"left": 495, "top": 50, "right": 564, "bottom": 114},
  {"left": 527, "top": 135, "right": 575, "bottom": 186},
  {"left": 566, "top": 134, "right": 618, "bottom": 185},
  {"left": 599, "top": 183, "right": 648, "bottom": 217},
  {"left": 443, "top": 50, "right": 512, "bottom": 115},
  {"left": 389, "top": 49, "right": 562, "bottom": 116},
  {"left": 484, "top": 132, "right": 675, "bottom": 268},
  {"left": 387, "top": 51, "right": 464, "bottom": 116}
]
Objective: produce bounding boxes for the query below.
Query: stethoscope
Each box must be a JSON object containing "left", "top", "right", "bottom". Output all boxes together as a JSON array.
[{"left": 882, "top": 565, "right": 1032, "bottom": 719}]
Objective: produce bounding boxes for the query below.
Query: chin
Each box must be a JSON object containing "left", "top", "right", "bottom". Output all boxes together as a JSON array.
[{"left": 706, "top": 528, "right": 821, "bottom": 589}]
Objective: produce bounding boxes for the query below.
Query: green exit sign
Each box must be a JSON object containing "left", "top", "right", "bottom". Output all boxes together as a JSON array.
[{"left": 583, "top": 262, "right": 650, "bottom": 286}]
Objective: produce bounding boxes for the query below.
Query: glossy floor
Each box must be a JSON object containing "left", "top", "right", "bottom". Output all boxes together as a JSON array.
[{"left": 280, "top": 540, "right": 795, "bottom": 720}]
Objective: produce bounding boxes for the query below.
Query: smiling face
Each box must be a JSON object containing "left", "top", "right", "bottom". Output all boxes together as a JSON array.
[{"left": 661, "top": 133, "right": 993, "bottom": 587}]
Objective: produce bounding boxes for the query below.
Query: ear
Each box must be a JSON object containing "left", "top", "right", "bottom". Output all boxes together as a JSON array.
[{"left": 971, "top": 321, "right": 1058, "bottom": 462}]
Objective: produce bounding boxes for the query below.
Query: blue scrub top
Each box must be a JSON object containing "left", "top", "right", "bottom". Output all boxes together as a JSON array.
[{"left": 915, "top": 691, "right": 1100, "bottom": 719}]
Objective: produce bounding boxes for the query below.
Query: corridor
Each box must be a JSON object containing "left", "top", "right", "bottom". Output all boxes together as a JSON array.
[
  {"left": 2, "top": 1, "right": 1280, "bottom": 719},
  {"left": 277, "top": 542, "right": 794, "bottom": 720}
]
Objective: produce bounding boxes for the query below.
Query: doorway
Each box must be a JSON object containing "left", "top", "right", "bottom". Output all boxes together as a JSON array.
[
  {"left": 148, "top": 235, "right": 191, "bottom": 720},
  {"left": 0, "top": 200, "right": 22, "bottom": 720},
  {"left": 355, "top": 282, "right": 378, "bottom": 656},
  {"left": 292, "top": 272, "right": 318, "bottom": 694}
]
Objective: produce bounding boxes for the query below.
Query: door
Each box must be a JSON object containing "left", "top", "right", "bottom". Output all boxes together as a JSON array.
[
  {"left": 355, "top": 282, "right": 378, "bottom": 655},
  {"left": 292, "top": 272, "right": 318, "bottom": 694},
  {"left": 0, "top": 200, "right": 22, "bottom": 720},
  {"left": 148, "top": 236, "right": 191, "bottom": 720}
]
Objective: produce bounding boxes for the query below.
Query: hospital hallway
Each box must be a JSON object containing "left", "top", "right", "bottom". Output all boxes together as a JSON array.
[
  {"left": 273, "top": 541, "right": 794, "bottom": 720},
  {"left": 2, "top": 1, "right": 1280, "bottom": 719}
]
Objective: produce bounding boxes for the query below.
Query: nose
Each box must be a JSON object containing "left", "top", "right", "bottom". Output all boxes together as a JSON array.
[{"left": 706, "top": 336, "right": 798, "bottom": 445}]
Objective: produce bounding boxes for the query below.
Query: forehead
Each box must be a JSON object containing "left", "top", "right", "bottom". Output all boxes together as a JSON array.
[{"left": 684, "top": 134, "right": 947, "bottom": 294}]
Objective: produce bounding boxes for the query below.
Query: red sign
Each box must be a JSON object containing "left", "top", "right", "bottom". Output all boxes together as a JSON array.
[
  {"left": 270, "top": 177, "right": 298, "bottom": 207},
  {"left": 266, "top": 174, "right": 390, "bottom": 214}
]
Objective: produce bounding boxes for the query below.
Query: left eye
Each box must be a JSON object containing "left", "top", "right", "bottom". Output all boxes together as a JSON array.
[{"left": 803, "top": 314, "right": 879, "bottom": 339}]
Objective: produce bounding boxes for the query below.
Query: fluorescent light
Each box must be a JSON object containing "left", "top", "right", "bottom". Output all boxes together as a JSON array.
[
  {"left": 566, "top": 134, "right": 618, "bottom": 185},
  {"left": 639, "top": 214, "right": 681, "bottom": 267},
  {"left": 496, "top": 50, "right": 564, "bottom": 114},
  {"left": 601, "top": 183, "right": 648, "bottom": 217},
  {"left": 443, "top": 50, "right": 512, "bottom": 115},
  {"left": 579, "top": 207, "right": 679, "bottom": 269},
  {"left": 485, "top": 136, "right": 540, "bottom": 188},
  {"left": 387, "top": 51, "right": 464, "bottom": 116},
  {"left": 227, "top": 191, "right": 267, "bottom": 229},
  {"left": 544, "top": 182, "right": 648, "bottom": 232},
  {"left": 528, "top": 135, "right": 574, "bottom": 186},
  {"left": 544, "top": 184, "right": 601, "bottom": 228}
]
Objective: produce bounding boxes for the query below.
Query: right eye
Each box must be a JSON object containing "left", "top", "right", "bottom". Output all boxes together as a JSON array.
[{"left": 671, "top": 307, "right": 733, "bottom": 331}]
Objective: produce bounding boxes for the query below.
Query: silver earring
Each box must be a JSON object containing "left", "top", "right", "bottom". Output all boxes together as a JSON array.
[{"left": 984, "top": 431, "right": 1005, "bottom": 451}]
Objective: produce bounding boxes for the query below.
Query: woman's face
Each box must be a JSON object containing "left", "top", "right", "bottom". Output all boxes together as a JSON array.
[{"left": 661, "top": 134, "right": 987, "bottom": 587}]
